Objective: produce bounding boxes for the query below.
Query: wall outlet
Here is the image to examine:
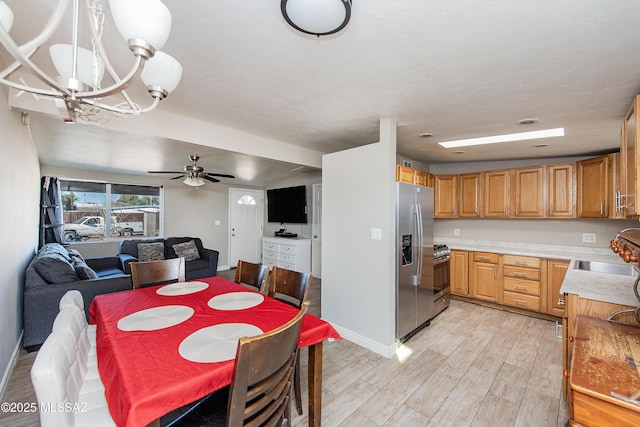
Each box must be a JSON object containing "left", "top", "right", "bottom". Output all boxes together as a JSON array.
[
  {"left": 454, "top": 228, "right": 460, "bottom": 236},
  {"left": 582, "top": 233, "right": 596, "bottom": 243}
]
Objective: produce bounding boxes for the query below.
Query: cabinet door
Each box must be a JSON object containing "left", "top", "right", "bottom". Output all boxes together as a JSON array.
[
  {"left": 623, "top": 95, "right": 640, "bottom": 216},
  {"left": 470, "top": 261, "right": 499, "bottom": 302},
  {"left": 548, "top": 163, "right": 575, "bottom": 218},
  {"left": 458, "top": 173, "right": 482, "bottom": 217},
  {"left": 547, "top": 259, "right": 569, "bottom": 317},
  {"left": 577, "top": 155, "right": 609, "bottom": 218},
  {"left": 396, "top": 165, "right": 415, "bottom": 184},
  {"left": 414, "top": 170, "right": 428, "bottom": 187},
  {"left": 483, "top": 170, "right": 511, "bottom": 217},
  {"left": 434, "top": 175, "right": 458, "bottom": 218},
  {"left": 514, "top": 167, "right": 545, "bottom": 217},
  {"left": 450, "top": 250, "right": 469, "bottom": 296}
]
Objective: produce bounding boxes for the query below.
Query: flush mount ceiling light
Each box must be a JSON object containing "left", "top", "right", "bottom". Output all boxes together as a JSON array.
[
  {"left": 439, "top": 128, "right": 565, "bottom": 149},
  {"left": 0, "top": 0, "right": 182, "bottom": 123},
  {"left": 281, "top": 0, "right": 352, "bottom": 36}
]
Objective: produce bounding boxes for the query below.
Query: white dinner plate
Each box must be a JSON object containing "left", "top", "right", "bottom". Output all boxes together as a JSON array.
[
  {"left": 208, "top": 292, "right": 264, "bottom": 311},
  {"left": 117, "top": 305, "right": 194, "bottom": 331},
  {"left": 156, "top": 281, "right": 209, "bottom": 296},
  {"left": 179, "top": 323, "right": 263, "bottom": 363}
]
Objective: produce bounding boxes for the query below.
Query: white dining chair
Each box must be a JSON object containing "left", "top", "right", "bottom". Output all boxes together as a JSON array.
[
  {"left": 31, "top": 328, "right": 115, "bottom": 427},
  {"left": 52, "top": 305, "right": 99, "bottom": 381},
  {"left": 59, "top": 290, "right": 97, "bottom": 349}
]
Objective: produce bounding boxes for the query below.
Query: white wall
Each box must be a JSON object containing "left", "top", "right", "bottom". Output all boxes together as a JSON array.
[
  {"left": 322, "top": 119, "right": 397, "bottom": 358},
  {"left": 0, "top": 104, "right": 40, "bottom": 393}
]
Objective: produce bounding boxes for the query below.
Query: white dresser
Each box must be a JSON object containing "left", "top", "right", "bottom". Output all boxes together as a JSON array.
[{"left": 262, "top": 237, "right": 311, "bottom": 273}]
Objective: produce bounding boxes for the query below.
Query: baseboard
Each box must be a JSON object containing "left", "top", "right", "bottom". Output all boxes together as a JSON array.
[
  {"left": 331, "top": 324, "right": 396, "bottom": 359},
  {"left": 217, "top": 264, "right": 230, "bottom": 271},
  {"left": 0, "top": 331, "right": 23, "bottom": 401}
]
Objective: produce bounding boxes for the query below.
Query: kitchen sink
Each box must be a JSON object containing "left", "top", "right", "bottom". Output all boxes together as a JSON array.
[{"left": 573, "top": 260, "right": 639, "bottom": 277}]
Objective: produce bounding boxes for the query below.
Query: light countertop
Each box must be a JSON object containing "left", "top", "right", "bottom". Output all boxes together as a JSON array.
[{"left": 437, "top": 237, "right": 640, "bottom": 307}]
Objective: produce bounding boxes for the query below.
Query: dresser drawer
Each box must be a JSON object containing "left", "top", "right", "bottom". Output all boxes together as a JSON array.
[
  {"left": 263, "top": 258, "right": 278, "bottom": 267},
  {"left": 503, "top": 291, "right": 540, "bottom": 310},
  {"left": 503, "top": 254, "right": 540, "bottom": 268},
  {"left": 280, "top": 245, "right": 296, "bottom": 254},
  {"left": 264, "top": 242, "right": 279, "bottom": 251},
  {"left": 279, "top": 253, "right": 296, "bottom": 263},
  {"left": 503, "top": 265, "right": 540, "bottom": 281},
  {"left": 503, "top": 277, "right": 541, "bottom": 296},
  {"left": 263, "top": 251, "right": 278, "bottom": 261},
  {"left": 473, "top": 252, "right": 499, "bottom": 263}
]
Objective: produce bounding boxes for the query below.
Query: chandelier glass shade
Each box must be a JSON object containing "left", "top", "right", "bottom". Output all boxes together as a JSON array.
[
  {"left": 281, "top": 0, "right": 352, "bottom": 36},
  {"left": 0, "top": 0, "right": 183, "bottom": 122}
]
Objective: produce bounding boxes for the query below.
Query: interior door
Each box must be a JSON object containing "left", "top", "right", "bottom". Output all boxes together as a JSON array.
[
  {"left": 229, "top": 188, "right": 264, "bottom": 267},
  {"left": 312, "top": 183, "right": 322, "bottom": 278}
]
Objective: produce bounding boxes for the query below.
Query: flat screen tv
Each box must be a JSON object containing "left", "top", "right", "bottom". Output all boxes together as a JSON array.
[{"left": 267, "top": 185, "right": 307, "bottom": 224}]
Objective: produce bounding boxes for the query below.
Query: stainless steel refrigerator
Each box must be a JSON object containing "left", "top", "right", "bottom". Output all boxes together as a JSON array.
[{"left": 396, "top": 182, "right": 434, "bottom": 342}]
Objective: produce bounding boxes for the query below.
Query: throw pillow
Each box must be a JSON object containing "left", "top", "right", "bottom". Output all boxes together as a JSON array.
[
  {"left": 34, "top": 254, "right": 79, "bottom": 284},
  {"left": 172, "top": 240, "right": 201, "bottom": 262},
  {"left": 137, "top": 242, "right": 165, "bottom": 262},
  {"left": 72, "top": 257, "right": 99, "bottom": 280}
]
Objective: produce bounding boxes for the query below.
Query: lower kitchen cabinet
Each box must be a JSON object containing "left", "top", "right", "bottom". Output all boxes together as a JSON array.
[
  {"left": 502, "top": 254, "right": 545, "bottom": 311},
  {"left": 450, "top": 250, "right": 469, "bottom": 296},
  {"left": 546, "top": 259, "right": 569, "bottom": 317},
  {"left": 470, "top": 252, "right": 501, "bottom": 303}
]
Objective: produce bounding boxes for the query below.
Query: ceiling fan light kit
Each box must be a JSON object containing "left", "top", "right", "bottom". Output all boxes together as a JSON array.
[
  {"left": 281, "top": 0, "right": 352, "bottom": 36},
  {"left": 0, "top": 0, "right": 183, "bottom": 122}
]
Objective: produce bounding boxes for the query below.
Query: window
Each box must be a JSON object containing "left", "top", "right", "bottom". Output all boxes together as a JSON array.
[
  {"left": 237, "top": 195, "right": 257, "bottom": 205},
  {"left": 60, "top": 180, "right": 161, "bottom": 242}
]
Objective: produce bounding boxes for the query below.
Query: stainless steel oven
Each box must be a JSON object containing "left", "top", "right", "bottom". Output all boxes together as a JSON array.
[{"left": 433, "top": 244, "right": 451, "bottom": 316}]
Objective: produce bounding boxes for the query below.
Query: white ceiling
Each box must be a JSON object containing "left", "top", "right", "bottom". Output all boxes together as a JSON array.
[{"left": 3, "top": 0, "right": 640, "bottom": 186}]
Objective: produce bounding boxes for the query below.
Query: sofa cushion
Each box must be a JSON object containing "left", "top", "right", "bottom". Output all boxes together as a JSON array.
[
  {"left": 172, "top": 240, "right": 201, "bottom": 262},
  {"left": 72, "top": 257, "right": 99, "bottom": 280},
  {"left": 33, "top": 251, "right": 79, "bottom": 284},
  {"left": 119, "top": 238, "right": 164, "bottom": 258},
  {"left": 137, "top": 242, "right": 165, "bottom": 262},
  {"left": 166, "top": 237, "right": 205, "bottom": 259}
]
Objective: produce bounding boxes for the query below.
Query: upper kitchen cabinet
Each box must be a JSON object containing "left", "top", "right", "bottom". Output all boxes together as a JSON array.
[
  {"left": 621, "top": 95, "right": 640, "bottom": 217},
  {"left": 434, "top": 174, "right": 458, "bottom": 217},
  {"left": 514, "top": 166, "right": 546, "bottom": 218},
  {"left": 483, "top": 170, "right": 511, "bottom": 217},
  {"left": 547, "top": 163, "right": 576, "bottom": 218},
  {"left": 458, "top": 173, "right": 482, "bottom": 217},
  {"left": 396, "top": 164, "right": 432, "bottom": 187},
  {"left": 577, "top": 153, "right": 622, "bottom": 219}
]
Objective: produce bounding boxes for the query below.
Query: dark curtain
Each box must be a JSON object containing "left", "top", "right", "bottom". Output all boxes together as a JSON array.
[{"left": 39, "top": 176, "right": 64, "bottom": 247}]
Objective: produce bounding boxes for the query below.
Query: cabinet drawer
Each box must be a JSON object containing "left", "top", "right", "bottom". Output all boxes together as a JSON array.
[
  {"left": 279, "top": 262, "right": 296, "bottom": 270},
  {"left": 503, "top": 254, "right": 541, "bottom": 268},
  {"left": 473, "top": 252, "right": 499, "bottom": 263},
  {"left": 264, "top": 243, "right": 278, "bottom": 251},
  {"left": 263, "top": 258, "right": 278, "bottom": 267},
  {"left": 503, "top": 265, "right": 540, "bottom": 281},
  {"left": 279, "top": 253, "right": 296, "bottom": 263},
  {"left": 280, "top": 245, "right": 296, "bottom": 254},
  {"left": 503, "top": 277, "right": 541, "bottom": 296},
  {"left": 263, "top": 251, "right": 278, "bottom": 261},
  {"left": 503, "top": 291, "right": 540, "bottom": 310}
]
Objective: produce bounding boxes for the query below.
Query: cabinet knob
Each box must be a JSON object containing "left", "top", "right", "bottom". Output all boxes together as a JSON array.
[
  {"left": 563, "top": 370, "right": 570, "bottom": 378},
  {"left": 569, "top": 336, "right": 574, "bottom": 342}
]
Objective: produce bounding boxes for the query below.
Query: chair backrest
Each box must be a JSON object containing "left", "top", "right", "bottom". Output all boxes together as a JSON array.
[
  {"left": 31, "top": 329, "right": 78, "bottom": 427},
  {"left": 130, "top": 257, "right": 186, "bottom": 289},
  {"left": 59, "top": 289, "right": 85, "bottom": 313},
  {"left": 53, "top": 305, "right": 91, "bottom": 368},
  {"left": 266, "top": 267, "right": 312, "bottom": 309},
  {"left": 227, "top": 301, "right": 308, "bottom": 427},
  {"left": 234, "top": 260, "right": 269, "bottom": 293}
]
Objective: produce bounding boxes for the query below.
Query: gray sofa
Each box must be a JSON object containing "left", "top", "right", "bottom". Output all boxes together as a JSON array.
[
  {"left": 119, "top": 237, "right": 219, "bottom": 280},
  {"left": 23, "top": 243, "right": 132, "bottom": 351}
]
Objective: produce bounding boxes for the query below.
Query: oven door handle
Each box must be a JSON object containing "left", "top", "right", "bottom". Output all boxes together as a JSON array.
[{"left": 434, "top": 256, "right": 451, "bottom": 265}]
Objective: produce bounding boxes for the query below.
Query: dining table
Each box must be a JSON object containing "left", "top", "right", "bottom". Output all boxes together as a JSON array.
[{"left": 89, "top": 275, "right": 341, "bottom": 427}]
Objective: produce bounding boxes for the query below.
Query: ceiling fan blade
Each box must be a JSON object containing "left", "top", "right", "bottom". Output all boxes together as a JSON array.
[
  {"left": 147, "top": 171, "right": 185, "bottom": 174},
  {"left": 170, "top": 175, "right": 185, "bottom": 180},
  {"left": 206, "top": 173, "right": 235, "bottom": 179},
  {"left": 202, "top": 175, "right": 220, "bottom": 183}
]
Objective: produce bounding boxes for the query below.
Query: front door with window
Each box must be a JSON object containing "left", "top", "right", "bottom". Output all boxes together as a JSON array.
[{"left": 229, "top": 188, "right": 264, "bottom": 267}]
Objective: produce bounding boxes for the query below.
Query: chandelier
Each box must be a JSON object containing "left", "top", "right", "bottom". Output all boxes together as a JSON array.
[
  {"left": 281, "top": 0, "right": 352, "bottom": 37},
  {"left": 0, "top": 0, "right": 183, "bottom": 122}
]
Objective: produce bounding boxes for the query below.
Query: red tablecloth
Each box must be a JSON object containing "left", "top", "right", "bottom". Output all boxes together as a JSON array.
[{"left": 89, "top": 276, "right": 341, "bottom": 427}]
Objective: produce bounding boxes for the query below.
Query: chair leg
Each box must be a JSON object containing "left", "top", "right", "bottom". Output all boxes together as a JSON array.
[{"left": 294, "top": 353, "right": 303, "bottom": 415}]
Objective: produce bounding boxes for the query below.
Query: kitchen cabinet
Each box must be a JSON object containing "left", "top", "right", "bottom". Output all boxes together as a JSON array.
[
  {"left": 569, "top": 315, "right": 640, "bottom": 426},
  {"left": 513, "top": 166, "right": 546, "bottom": 217},
  {"left": 434, "top": 174, "right": 457, "bottom": 218},
  {"left": 502, "top": 254, "right": 545, "bottom": 311},
  {"left": 458, "top": 173, "right": 482, "bottom": 217},
  {"left": 546, "top": 259, "right": 569, "bottom": 317},
  {"left": 621, "top": 95, "right": 640, "bottom": 216},
  {"left": 470, "top": 252, "right": 501, "bottom": 303},
  {"left": 396, "top": 164, "right": 432, "bottom": 187},
  {"left": 577, "top": 155, "right": 610, "bottom": 218},
  {"left": 483, "top": 170, "right": 511, "bottom": 217},
  {"left": 450, "top": 249, "right": 469, "bottom": 296},
  {"left": 547, "top": 163, "right": 575, "bottom": 218}
]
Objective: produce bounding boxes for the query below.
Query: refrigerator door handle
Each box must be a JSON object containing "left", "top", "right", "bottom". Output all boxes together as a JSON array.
[{"left": 416, "top": 203, "right": 423, "bottom": 284}]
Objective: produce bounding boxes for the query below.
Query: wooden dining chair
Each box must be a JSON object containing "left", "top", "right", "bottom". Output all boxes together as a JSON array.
[
  {"left": 161, "top": 301, "right": 309, "bottom": 427},
  {"left": 265, "top": 266, "right": 313, "bottom": 415},
  {"left": 130, "top": 257, "right": 186, "bottom": 289},
  {"left": 233, "top": 260, "right": 269, "bottom": 293}
]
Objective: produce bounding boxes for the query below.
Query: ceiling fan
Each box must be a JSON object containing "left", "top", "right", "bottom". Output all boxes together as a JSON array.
[{"left": 147, "top": 155, "right": 235, "bottom": 187}]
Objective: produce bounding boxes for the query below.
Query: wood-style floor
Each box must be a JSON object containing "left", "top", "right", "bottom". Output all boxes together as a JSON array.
[{"left": 0, "top": 270, "right": 568, "bottom": 427}]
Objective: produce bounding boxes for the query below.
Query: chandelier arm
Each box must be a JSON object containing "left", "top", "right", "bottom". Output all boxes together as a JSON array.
[
  {"left": 78, "top": 96, "right": 160, "bottom": 116},
  {"left": 0, "top": 77, "right": 63, "bottom": 97},
  {"left": 0, "top": 26, "right": 70, "bottom": 96},
  {"left": 73, "top": 55, "right": 146, "bottom": 99},
  {"left": 0, "top": 0, "right": 70, "bottom": 81}
]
